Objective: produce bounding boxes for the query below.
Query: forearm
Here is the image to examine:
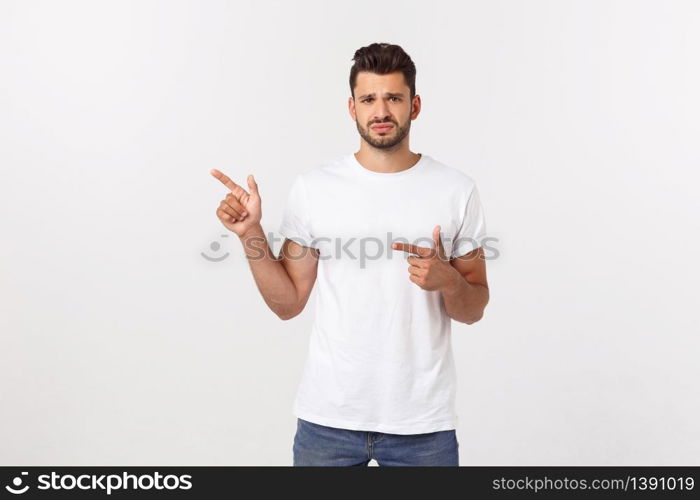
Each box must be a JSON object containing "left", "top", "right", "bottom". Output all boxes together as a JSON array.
[
  {"left": 440, "top": 269, "right": 489, "bottom": 324},
  {"left": 238, "top": 223, "right": 299, "bottom": 319}
]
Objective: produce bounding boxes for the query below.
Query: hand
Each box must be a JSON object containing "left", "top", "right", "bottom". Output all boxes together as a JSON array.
[
  {"left": 210, "top": 168, "right": 262, "bottom": 237},
  {"left": 392, "top": 225, "right": 459, "bottom": 292}
]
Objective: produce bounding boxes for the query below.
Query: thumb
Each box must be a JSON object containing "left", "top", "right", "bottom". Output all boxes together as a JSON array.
[
  {"left": 433, "top": 224, "right": 447, "bottom": 260},
  {"left": 247, "top": 174, "right": 259, "bottom": 196}
]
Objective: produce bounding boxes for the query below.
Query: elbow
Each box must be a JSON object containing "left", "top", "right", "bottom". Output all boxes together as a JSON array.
[
  {"left": 465, "top": 308, "right": 486, "bottom": 325},
  {"left": 466, "top": 293, "right": 489, "bottom": 325},
  {"left": 465, "top": 314, "right": 482, "bottom": 325},
  {"left": 277, "top": 305, "right": 301, "bottom": 321}
]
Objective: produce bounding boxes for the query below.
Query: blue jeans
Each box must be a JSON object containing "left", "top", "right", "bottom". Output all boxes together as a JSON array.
[{"left": 292, "top": 418, "right": 459, "bottom": 466}]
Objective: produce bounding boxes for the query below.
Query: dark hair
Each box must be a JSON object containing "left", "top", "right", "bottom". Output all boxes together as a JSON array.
[{"left": 349, "top": 43, "right": 416, "bottom": 100}]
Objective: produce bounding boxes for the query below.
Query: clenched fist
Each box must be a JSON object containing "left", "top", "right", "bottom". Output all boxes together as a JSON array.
[{"left": 210, "top": 168, "right": 261, "bottom": 237}]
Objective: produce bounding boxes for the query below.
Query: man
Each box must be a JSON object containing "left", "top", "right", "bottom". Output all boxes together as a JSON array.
[{"left": 210, "top": 42, "right": 489, "bottom": 466}]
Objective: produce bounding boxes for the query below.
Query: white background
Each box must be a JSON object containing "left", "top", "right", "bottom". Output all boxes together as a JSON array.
[{"left": 1, "top": 0, "right": 698, "bottom": 466}]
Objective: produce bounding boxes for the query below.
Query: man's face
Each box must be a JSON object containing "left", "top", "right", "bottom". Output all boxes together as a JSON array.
[{"left": 349, "top": 71, "right": 420, "bottom": 150}]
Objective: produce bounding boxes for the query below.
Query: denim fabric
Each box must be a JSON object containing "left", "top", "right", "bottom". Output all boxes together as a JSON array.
[{"left": 292, "top": 418, "right": 459, "bottom": 466}]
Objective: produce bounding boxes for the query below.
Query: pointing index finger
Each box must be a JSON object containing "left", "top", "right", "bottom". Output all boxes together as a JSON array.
[
  {"left": 210, "top": 168, "right": 241, "bottom": 193},
  {"left": 392, "top": 241, "right": 429, "bottom": 256}
]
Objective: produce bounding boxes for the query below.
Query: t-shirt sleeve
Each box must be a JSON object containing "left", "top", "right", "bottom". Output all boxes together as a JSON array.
[
  {"left": 279, "top": 174, "right": 318, "bottom": 249},
  {"left": 451, "top": 183, "right": 487, "bottom": 259}
]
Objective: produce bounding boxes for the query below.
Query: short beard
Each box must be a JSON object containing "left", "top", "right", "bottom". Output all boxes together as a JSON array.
[{"left": 356, "top": 111, "right": 412, "bottom": 151}]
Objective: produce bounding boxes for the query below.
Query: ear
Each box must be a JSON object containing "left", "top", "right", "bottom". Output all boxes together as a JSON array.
[
  {"left": 410, "top": 94, "right": 421, "bottom": 120},
  {"left": 348, "top": 96, "right": 356, "bottom": 120}
]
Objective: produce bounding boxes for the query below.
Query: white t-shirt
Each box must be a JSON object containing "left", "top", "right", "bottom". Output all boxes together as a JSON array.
[{"left": 278, "top": 152, "right": 487, "bottom": 434}]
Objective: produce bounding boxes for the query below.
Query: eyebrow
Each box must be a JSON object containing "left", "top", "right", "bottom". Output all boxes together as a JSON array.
[{"left": 357, "top": 92, "right": 406, "bottom": 99}]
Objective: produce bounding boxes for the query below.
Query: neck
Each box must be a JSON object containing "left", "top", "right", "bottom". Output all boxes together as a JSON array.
[{"left": 354, "top": 146, "right": 421, "bottom": 174}]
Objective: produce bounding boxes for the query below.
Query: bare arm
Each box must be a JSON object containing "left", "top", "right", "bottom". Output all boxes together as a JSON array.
[
  {"left": 239, "top": 223, "right": 319, "bottom": 320},
  {"left": 209, "top": 168, "right": 319, "bottom": 321},
  {"left": 393, "top": 228, "right": 489, "bottom": 326},
  {"left": 442, "top": 246, "right": 490, "bottom": 324}
]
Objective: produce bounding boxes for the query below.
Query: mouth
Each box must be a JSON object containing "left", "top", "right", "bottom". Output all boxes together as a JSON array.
[{"left": 371, "top": 124, "right": 394, "bottom": 132}]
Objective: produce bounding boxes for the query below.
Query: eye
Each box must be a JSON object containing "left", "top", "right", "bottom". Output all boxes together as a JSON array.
[{"left": 361, "top": 97, "right": 402, "bottom": 103}]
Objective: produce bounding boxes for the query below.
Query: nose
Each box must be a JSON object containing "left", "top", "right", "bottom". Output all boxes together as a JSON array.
[{"left": 371, "top": 102, "right": 392, "bottom": 124}]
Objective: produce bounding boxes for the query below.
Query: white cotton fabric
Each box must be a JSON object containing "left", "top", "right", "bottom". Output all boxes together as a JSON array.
[{"left": 279, "top": 152, "right": 487, "bottom": 434}]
